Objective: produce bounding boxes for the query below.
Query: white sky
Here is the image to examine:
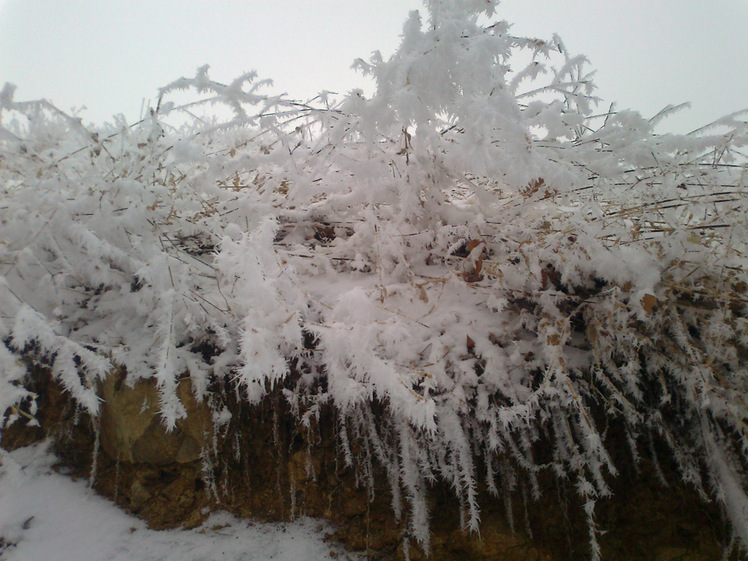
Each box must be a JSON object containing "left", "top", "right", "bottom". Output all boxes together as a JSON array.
[{"left": 1, "top": 1, "right": 746, "bottom": 134}]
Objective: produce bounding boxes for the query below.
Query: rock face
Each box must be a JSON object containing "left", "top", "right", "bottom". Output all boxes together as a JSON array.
[{"left": 98, "top": 371, "right": 212, "bottom": 464}]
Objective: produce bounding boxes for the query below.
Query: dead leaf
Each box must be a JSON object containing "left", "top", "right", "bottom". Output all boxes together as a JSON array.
[
  {"left": 641, "top": 293, "right": 658, "bottom": 315},
  {"left": 541, "top": 266, "right": 560, "bottom": 290},
  {"left": 418, "top": 284, "right": 429, "bottom": 303},
  {"left": 524, "top": 178, "right": 545, "bottom": 196},
  {"left": 462, "top": 239, "right": 486, "bottom": 283}
]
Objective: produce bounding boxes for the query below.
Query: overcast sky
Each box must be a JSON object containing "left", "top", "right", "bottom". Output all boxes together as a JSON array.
[{"left": 1, "top": 1, "right": 746, "bottom": 134}]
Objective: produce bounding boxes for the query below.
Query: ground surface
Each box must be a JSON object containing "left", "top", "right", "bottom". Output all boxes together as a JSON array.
[{"left": 0, "top": 442, "right": 356, "bottom": 561}]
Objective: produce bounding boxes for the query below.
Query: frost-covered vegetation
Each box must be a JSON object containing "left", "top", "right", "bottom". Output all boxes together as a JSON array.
[{"left": 1, "top": 1, "right": 747, "bottom": 558}]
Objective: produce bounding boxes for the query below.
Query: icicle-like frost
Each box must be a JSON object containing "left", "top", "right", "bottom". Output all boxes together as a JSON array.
[{"left": 0, "top": 338, "right": 32, "bottom": 429}]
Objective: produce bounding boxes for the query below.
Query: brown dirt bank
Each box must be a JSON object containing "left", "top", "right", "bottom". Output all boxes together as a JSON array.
[{"left": 1, "top": 368, "right": 738, "bottom": 561}]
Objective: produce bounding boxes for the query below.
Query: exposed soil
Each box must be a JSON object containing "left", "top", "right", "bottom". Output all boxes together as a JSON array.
[{"left": 1, "top": 369, "right": 739, "bottom": 561}]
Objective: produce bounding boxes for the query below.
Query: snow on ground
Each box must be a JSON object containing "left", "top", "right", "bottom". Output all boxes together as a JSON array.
[{"left": 0, "top": 442, "right": 356, "bottom": 561}]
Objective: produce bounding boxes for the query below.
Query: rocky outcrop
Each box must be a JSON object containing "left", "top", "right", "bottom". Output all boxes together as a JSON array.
[{"left": 98, "top": 371, "right": 213, "bottom": 464}]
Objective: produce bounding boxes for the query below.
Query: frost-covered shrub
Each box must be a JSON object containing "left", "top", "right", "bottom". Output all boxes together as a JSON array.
[
  {"left": 1, "top": 1, "right": 747, "bottom": 558},
  {"left": 0, "top": 77, "right": 301, "bottom": 425}
]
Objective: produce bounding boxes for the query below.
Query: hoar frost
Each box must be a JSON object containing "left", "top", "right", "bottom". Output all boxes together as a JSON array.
[{"left": 1, "top": 1, "right": 747, "bottom": 559}]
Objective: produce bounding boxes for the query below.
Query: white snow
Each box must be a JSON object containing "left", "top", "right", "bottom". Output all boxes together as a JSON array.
[{"left": 0, "top": 442, "right": 355, "bottom": 561}]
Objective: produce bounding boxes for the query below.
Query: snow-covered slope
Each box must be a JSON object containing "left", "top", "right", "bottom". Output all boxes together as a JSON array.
[{"left": 0, "top": 443, "right": 354, "bottom": 561}]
